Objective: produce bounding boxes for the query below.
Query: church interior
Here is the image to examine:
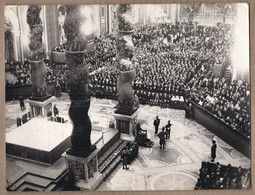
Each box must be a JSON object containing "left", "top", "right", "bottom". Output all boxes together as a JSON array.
[{"left": 4, "top": 3, "right": 251, "bottom": 191}]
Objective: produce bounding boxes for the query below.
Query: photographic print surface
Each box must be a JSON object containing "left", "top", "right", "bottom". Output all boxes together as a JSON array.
[{"left": 4, "top": 3, "right": 250, "bottom": 191}]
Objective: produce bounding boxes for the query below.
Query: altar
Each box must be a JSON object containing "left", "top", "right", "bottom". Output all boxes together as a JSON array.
[{"left": 6, "top": 118, "right": 103, "bottom": 165}]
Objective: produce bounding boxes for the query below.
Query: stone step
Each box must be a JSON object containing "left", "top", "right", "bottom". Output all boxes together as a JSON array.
[
  {"left": 98, "top": 139, "right": 124, "bottom": 167},
  {"left": 99, "top": 142, "right": 126, "bottom": 173},
  {"left": 19, "top": 182, "right": 56, "bottom": 191},
  {"left": 102, "top": 155, "right": 122, "bottom": 181},
  {"left": 8, "top": 168, "right": 67, "bottom": 191},
  {"left": 8, "top": 174, "right": 52, "bottom": 191},
  {"left": 98, "top": 139, "right": 128, "bottom": 181}
]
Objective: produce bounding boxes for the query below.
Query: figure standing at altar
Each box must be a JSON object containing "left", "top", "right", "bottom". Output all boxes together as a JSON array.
[
  {"left": 121, "top": 147, "right": 129, "bottom": 170},
  {"left": 165, "top": 120, "right": 172, "bottom": 139},
  {"left": 54, "top": 104, "right": 59, "bottom": 117},
  {"left": 154, "top": 116, "right": 160, "bottom": 134},
  {"left": 18, "top": 92, "right": 25, "bottom": 111},
  {"left": 158, "top": 127, "right": 166, "bottom": 149},
  {"left": 211, "top": 139, "right": 217, "bottom": 162},
  {"left": 55, "top": 81, "right": 62, "bottom": 97}
]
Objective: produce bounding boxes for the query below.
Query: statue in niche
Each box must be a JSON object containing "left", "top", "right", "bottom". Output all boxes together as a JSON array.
[{"left": 58, "top": 5, "right": 66, "bottom": 45}]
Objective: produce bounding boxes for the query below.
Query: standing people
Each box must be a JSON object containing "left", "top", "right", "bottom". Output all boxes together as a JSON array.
[
  {"left": 55, "top": 81, "right": 62, "bottom": 97},
  {"left": 188, "top": 103, "right": 193, "bottom": 118},
  {"left": 121, "top": 147, "right": 129, "bottom": 170},
  {"left": 18, "top": 92, "right": 25, "bottom": 111},
  {"left": 165, "top": 120, "right": 172, "bottom": 139},
  {"left": 158, "top": 127, "right": 166, "bottom": 149},
  {"left": 53, "top": 104, "right": 59, "bottom": 117},
  {"left": 153, "top": 116, "right": 160, "bottom": 134},
  {"left": 154, "top": 93, "right": 159, "bottom": 105},
  {"left": 185, "top": 103, "right": 190, "bottom": 118},
  {"left": 211, "top": 139, "right": 217, "bottom": 162}
]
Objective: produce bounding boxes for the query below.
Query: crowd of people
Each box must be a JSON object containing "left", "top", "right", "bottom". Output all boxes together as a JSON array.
[
  {"left": 91, "top": 22, "right": 249, "bottom": 140},
  {"left": 189, "top": 78, "right": 250, "bottom": 136},
  {"left": 195, "top": 161, "right": 251, "bottom": 189},
  {"left": 121, "top": 141, "right": 139, "bottom": 170},
  {"left": 184, "top": 29, "right": 250, "bottom": 136},
  {"left": 5, "top": 22, "right": 250, "bottom": 138},
  {"left": 5, "top": 59, "right": 57, "bottom": 88},
  {"left": 4, "top": 19, "right": 251, "bottom": 191},
  {"left": 5, "top": 61, "right": 32, "bottom": 87},
  {"left": 52, "top": 34, "right": 117, "bottom": 73},
  {"left": 89, "top": 23, "right": 240, "bottom": 110}
]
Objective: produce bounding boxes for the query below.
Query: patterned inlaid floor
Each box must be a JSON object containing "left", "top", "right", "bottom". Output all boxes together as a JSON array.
[{"left": 5, "top": 93, "right": 250, "bottom": 191}]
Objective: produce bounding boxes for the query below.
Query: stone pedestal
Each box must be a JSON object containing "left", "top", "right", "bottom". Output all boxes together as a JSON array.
[
  {"left": 27, "top": 96, "right": 55, "bottom": 117},
  {"left": 112, "top": 110, "right": 138, "bottom": 138},
  {"left": 65, "top": 149, "right": 103, "bottom": 190}
]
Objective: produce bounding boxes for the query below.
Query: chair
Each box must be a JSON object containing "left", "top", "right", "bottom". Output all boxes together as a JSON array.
[{"left": 136, "top": 129, "right": 154, "bottom": 148}]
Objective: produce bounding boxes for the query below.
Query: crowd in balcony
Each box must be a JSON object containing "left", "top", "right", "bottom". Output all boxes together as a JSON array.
[{"left": 189, "top": 77, "right": 250, "bottom": 136}]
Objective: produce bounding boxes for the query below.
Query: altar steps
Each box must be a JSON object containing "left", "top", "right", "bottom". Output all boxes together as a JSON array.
[
  {"left": 98, "top": 139, "right": 127, "bottom": 181},
  {"left": 7, "top": 169, "right": 67, "bottom": 191},
  {"left": 6, "top": 157, "right": 67, "bottom": 191}
]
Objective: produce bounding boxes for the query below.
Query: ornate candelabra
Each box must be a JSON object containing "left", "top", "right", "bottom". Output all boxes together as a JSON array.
[
  {"left": 115, "top": 4, "right": 138, "bottom": 115},
  {"left": 27, "top": 5, "right": 49, "bottom": 101},
  {"left": 64, "top": 5, "right": 95, "bottom": 157}
]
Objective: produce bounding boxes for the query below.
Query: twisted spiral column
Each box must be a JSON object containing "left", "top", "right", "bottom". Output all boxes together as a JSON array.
[
  {"left": 64, "top": 5, "right": 95, "bottom": 157},
  {"left": 26, "top": 6, "right": 48, "bottom": 100},
  {"left": 115, "top": 4, "right": 138, "bottom": 115}
]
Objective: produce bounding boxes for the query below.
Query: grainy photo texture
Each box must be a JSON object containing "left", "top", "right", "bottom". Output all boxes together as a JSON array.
[{"left": 4, "top": 3, "right": 250, "bottom": 191}]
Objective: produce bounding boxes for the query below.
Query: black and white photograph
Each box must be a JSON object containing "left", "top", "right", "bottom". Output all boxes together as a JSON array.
[{"left": 4, "top": 3, "right": 251, "bottom": 191}]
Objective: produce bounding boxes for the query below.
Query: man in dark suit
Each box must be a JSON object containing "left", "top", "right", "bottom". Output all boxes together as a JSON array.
[
  {"left": 165, "top": 120, "right": 172, "bottom": 139},
  {"left": 158, "top": 127, "right": 166, "bottom": 149},
  {"left": 54, "top": 104, "right": 59, "bottom": 117},
  {"left": 153, "top": 116, "right": 160, "bottom": 134},
  {"left": 18, "top": 92, "right": 25, "bottom": 111},
  {"left": 55, "top": 81, "right": 62, "bottom": 97},
  {"left": 121, "top": 147, "right": 129, "bottom": 170},
  {"left": 211, "top": 139, "right": 217, "bottom": 162}
]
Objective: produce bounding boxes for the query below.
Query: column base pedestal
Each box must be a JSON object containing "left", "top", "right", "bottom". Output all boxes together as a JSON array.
[
  {"left": 66, "top": 145, "right": 96, "bottom": 158},
  {"left": 29, "top": 94, "right": 52, "bottom": 102},
  {"left": 65, "top": 149, "right": 103, "bottom": 191},
  {"left": 76, "top": 172, "right": 103, "bottom": 190},
  {"left": 27, "top": 96, "right": 55, "bottom": 117},
  {"left": 112, "top": 110, "right": 138, "bottom": 139}
]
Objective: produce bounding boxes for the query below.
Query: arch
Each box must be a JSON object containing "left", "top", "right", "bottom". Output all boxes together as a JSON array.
[
  {"left": 4, "top": 7, "right": 20, "bottom": 36},
  {"left": 4, "top": 7, "right": 21, "bottom": 61}
]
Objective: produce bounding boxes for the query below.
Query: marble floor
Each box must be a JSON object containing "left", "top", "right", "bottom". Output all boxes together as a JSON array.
[{"left": 5, "top": 93, "right": 250, "bottom": 191}]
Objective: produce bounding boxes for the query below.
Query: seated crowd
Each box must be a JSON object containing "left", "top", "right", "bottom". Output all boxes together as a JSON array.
[
  {"left": 52, "top": 34, "right": 117, "bottom": 74},
  {"left": 5, "top": 21, "right": 251, "bottom": 190},
  {"left": 89, "top": 22, "right": 238, "bottom": 109},
  {"left": 5, "top": 59, "right": 57, "bottom": 88},
  {"left": 195, "top": 161, "right": 250, "bottom": 189},
  {"left": 189, "top": 77, "right": 250, "bottom": 136},
  {"left": 187, "top": 58, "right": 250, "bottom": 137},
  {"left": 5, "top": 22, "right": 250, "bottom": 137}
]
